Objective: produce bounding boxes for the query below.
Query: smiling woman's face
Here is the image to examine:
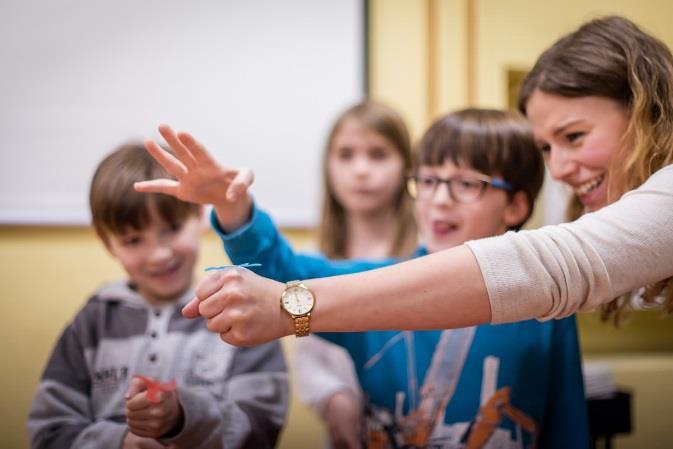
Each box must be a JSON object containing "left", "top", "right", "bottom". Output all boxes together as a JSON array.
[{"left": 526, "top": 89, "right": 630, "bottom": 212}]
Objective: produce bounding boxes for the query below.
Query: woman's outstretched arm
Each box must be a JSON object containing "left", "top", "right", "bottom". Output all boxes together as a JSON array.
[
  {"left": 185, "top": 245, "right": 491, "bottom": 346},
  {"left": 309, "top": 244, "right": 492, "bottom": 332},
  {"left": 186, "top": 165, "right": 673, "bottom": 346}
]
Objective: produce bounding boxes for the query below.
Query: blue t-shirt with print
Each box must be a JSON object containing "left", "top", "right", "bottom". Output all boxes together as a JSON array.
[{"left": 212, "top": 206, "right": 589, "bottom": 449}]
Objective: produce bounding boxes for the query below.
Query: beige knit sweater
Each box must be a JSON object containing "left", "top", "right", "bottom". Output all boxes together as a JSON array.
[{"left": 467, "top": 164, "right": 673, "bottom": 323}]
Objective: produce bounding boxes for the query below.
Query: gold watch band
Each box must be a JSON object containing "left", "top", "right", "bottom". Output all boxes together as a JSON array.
[
  {"left": 283, "top": 280, "right": 314, "bottom": 338},
  {"left": 294, "top": 315, "right": 311, "bottom": 337}
]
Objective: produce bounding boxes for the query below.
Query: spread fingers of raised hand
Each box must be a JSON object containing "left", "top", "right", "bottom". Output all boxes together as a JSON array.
[
  {"left": 143, "top": 139, "right": 187, "bottom": 179},
  {"left": 226, "top": 167, "right": 255, "bottom": 201},
  {"left": 157, "top": 124, "right": 197, "bottom": 168},
  {"left": 176, "top": 130, "right": 220, "bottom": 167},
  {"left": 133, "top": 178, "right": 180, "bottom": 198}
]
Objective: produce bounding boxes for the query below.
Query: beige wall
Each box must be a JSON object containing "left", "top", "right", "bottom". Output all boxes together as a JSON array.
[
  {"left": 475, "top": 0, "right": 673, "bottom": 108},
  {"left": 3, "top": 2, "right": 673, "bottom": 449},
  {"left": 370, "top": 0, "right": 673, "bottom": 120}
]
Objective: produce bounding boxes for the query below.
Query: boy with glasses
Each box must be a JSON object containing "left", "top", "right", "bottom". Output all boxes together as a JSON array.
[{"left": 137, "top": 109, "right": 588, "bottom": 449}]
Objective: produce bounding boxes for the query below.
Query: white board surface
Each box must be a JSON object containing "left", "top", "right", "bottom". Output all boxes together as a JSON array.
[{"left": 0, "top": 0, "right": 365, "bottom": 227}]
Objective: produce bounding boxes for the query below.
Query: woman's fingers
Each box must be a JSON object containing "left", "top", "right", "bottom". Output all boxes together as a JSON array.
[
  {"left": 181, "top": 296, "right": 201, "bottom": 319},
  {"left": 206, "top": 311, "right": 233, "bottom": 335},
  {"left": 199, "top": 279, "right": 242, "bottom": 319},
  {"left": 195, "top": 271, "right": 228, "bottom": 301}
]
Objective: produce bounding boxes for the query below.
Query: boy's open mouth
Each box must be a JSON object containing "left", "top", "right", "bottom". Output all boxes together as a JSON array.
[
  {"left": 432, "top": 221, "right": 459, "bottom": 235},
  {"left": 150, "top": 260, "right": 181, "bottom": 278}
]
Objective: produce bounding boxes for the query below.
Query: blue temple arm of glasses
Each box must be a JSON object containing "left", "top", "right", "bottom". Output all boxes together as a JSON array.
[
  {"left": 490, "top": 178, "right": 513, "bottom": 191},
  {"left": 205, "top": 263, "right": 262, "bottom": 272}
]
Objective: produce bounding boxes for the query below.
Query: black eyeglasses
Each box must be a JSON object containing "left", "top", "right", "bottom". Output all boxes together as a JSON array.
[{"left": 406, "top": 174, "right": 512, "bottom": 203}]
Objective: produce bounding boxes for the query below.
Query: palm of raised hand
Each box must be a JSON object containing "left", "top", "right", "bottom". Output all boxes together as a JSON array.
[{"left": 135, "top": 124, "right": 253, "bottom": 207}]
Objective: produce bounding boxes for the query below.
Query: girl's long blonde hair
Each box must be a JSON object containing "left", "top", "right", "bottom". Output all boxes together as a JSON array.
[
  {"left": 518, "top": 16, "right": 673, "bottom": 324},
  {"left": 319, "top": 101, "right": 417, "bottom": 259}
]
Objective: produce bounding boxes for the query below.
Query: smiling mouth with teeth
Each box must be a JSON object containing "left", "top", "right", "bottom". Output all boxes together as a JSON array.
[
  {"left": 151, "top": 261, "right": 180, "bottom": 277},
  {"left": 575, "top": 174, "right": 605, "bottom": 196}
]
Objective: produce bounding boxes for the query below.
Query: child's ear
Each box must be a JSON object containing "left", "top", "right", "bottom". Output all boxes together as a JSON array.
[{"left": 503, "top": 191, "right": 530, "bottom": 228}]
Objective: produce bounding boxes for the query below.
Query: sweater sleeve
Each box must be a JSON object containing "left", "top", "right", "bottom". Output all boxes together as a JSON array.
[
  {"left": 466, "top": 164, "right": 673, "bottom": 323},
  {"left": 163, "top": 341, "right": 288, "bottom": 449},
  {"left": 293, "top": 335, "right": 361, "bottom": 414},
  {"left": 27, "top": 316, "right": 127, "bottom": 449}
]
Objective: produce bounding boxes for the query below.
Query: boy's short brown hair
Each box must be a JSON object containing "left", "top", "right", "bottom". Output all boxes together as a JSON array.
[
  {"left": 415, "top": 108, "right": 544, "bottom": 230},
  {"left": 89, "top": 142, "right": 200, "bottom": 243}
]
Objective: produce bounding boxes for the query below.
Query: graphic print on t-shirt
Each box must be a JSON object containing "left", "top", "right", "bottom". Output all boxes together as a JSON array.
[{"left": 364, "top": 328, "right": 538, "bottom": 449}]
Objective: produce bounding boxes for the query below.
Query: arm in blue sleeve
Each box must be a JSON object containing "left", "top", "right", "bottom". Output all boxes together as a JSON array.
[
  {"left": 538, "top": 317, "right": 590, "bottom": 449},
  {"left": 211, "top": 205, "right": 396, "bottom": 282}
]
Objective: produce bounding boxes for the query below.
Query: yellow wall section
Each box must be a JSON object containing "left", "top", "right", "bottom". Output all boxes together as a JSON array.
[
  {"left": 371, "top": 0, "right": 673, "bottom": 116},
  {"left": 369, "top": 0, "right": 430, "bottom": 139},
  {"left": 475, "top": 0, "right": 673, "bottom": 107}
]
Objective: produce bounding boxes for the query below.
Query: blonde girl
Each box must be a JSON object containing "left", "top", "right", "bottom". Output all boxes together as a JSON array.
[{"left": 298, "top": 100, "right": 417, "bottom": 449}]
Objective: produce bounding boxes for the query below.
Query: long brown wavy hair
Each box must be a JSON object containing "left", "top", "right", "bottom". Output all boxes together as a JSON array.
[
  {"left": 518, "top": 16, "right": 673, "bottom": 324},
  {"left": 319, "top": 101, "right": 417, "bottom": 259}
]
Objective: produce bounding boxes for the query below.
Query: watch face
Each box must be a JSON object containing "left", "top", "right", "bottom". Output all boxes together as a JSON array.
[{"left": 281, "top": 285, "right": 314, "bottom": 316}]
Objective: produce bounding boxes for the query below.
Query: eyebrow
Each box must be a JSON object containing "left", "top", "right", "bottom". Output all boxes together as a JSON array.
[{"left": 552, "top": 119, "right": 584, "bottom": 137}]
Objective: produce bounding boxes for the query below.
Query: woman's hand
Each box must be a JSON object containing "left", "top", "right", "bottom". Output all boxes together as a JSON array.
[{"left": 183, "top": 268, "right": 292, "bottom": 346}]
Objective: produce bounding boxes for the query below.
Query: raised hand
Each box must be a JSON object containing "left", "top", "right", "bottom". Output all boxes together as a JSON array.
[
  {"left": 135, "top": 124, "right": 254, "bottom": 231},
  {"left": 125, "top": 376, "right": 184, "bottom": 439},
  {"left": 182, "top": 267, "right": 292, "bottom": 346}
]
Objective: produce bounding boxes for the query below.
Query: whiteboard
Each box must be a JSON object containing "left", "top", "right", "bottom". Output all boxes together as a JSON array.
[{"left": 0, "top": 0, "right": 365, "bottom": 227}]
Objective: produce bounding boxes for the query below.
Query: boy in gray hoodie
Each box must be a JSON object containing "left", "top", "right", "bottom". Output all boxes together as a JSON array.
[{"left": 27, "top": 142, "right": 288, "bottom": 449}]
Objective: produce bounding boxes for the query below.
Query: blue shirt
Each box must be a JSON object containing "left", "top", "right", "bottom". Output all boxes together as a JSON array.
[{"left": 213, "top": 206, "right": 589, "bottom": 449}]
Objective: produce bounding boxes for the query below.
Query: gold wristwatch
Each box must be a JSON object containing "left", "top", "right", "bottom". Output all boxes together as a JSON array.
[{"left": 280, "top": 280, "right": 315, "bottom": 337}]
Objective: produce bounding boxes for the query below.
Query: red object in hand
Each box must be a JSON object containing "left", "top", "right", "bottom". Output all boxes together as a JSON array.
[{"left": 134, "top": 375, "right": 177, "bottom": 403}]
